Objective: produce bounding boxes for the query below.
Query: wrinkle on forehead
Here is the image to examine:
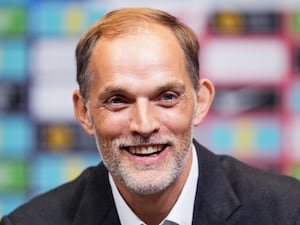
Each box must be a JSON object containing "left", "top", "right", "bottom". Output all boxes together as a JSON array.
[{"left": 91, "top": 24, "right": 186, "bottom": 75}]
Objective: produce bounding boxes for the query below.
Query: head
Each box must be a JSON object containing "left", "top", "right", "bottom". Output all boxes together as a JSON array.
[
  {"left": 76, "top": 7, "right": 200, "bottom": 101},
  {"left": 73, "top": 8, "right": 214, "bottom": 196}
]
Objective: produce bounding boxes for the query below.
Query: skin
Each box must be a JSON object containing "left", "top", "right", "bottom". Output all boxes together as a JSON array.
[{"left": 73, "top": 23, "right": 215, "bottom": 225}]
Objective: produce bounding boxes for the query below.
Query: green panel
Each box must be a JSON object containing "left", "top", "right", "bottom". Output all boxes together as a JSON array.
[
  {"left": 0, "top": 160, "right": 28, "bottom": 192},
  {"left": 293, "top": 11, "right": 300, "bottom": 34},
  {"left": 294, "top": 164, "right": 300, "bottom": 180},
  {"left": 0, "top": 8, "right": 26, "bottom": 36}
]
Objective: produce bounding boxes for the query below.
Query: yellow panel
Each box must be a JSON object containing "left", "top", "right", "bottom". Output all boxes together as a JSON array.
[
  {"left": 42, "top": 125, "right": 73, "bottom": 151},
  {"left": 214, "top": 12, "right": 244, "bottom": 34},
  {"left": 235, "top": 119, "right": 254, "bottom": 158},
  {"left": 64, "top": 6, "right": 84, "bottom": 35},
  {"left": 64, "top": 156, "right": 84, "bottom": 181}
]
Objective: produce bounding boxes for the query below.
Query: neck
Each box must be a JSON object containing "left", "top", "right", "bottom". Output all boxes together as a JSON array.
[{"left": 114, "top": 149, "right": 193, "bottom": 225}]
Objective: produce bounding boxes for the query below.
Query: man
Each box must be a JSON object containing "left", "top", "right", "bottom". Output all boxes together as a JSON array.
[{"left": 1, "top": 7, "right": 300, "bottom": 225}]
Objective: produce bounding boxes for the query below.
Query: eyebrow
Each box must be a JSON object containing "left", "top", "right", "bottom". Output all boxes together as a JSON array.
[
  {"left": 153, "top": 81, "right": 186, "bottom": 94},
  {"left": 97, "top": 86, "right": 130, "bottom": 101}
]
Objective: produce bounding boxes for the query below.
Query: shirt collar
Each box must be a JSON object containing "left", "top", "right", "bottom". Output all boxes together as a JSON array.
[
  {"left": 109, "top": 144, "right": 199, "bottom": 225},
  {"left": 109, "top": 174, "right": 144, "bottom": 225}
]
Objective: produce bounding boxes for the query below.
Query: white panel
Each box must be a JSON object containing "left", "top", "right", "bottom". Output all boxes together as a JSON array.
[
  {"left": 30, "top": 85, "right": 76, "bottom": 122},
  {"left": 201, "top": 38, "right": 289, "bottom": 85},
  {"left": 30, "top": 38, "right": 78, "bottom": 87}
]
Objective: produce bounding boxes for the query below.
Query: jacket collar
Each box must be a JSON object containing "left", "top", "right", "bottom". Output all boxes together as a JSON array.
[
  {"left": 73, "top": 164, "right": 121, "bottom": 225},
  {"left": 192, "top": 140, "right": 241, "bottom": 225}
]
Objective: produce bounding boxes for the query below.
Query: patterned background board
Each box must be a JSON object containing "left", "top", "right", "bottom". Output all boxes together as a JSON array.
[{"left": 0, "top": 0, "right": 300, "bottom": 217}]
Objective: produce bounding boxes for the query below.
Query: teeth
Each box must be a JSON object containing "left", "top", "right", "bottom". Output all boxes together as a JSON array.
[{"left": 128, "top": 145, "right": 163, "bottom": 155}]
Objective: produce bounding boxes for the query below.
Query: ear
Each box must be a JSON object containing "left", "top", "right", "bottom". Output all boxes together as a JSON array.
[
  {"left": 73, "top": 90, "right": 94, "bottom": 136},
  {"left": 193, "top": 79, "right": 215, "bottom": 126}
]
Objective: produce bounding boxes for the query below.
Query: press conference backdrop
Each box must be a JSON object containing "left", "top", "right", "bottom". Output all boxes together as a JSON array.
[{"left": 0, "top": 0, "right": 300, "bottom": 217}]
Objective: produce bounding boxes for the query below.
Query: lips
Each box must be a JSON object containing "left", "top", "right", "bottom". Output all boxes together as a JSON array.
[{"left": 123, "top": 144, "right": 168, "bottom": 157}]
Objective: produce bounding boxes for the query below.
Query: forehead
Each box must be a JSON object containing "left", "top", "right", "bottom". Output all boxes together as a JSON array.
[{"left": 90, "top": 23, "right": 187, "bottom": 77}]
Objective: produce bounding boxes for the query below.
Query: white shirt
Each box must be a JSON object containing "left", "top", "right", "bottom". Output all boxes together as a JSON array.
[{"left": 109, "top": 145, "right": 199, "bottom": 225}]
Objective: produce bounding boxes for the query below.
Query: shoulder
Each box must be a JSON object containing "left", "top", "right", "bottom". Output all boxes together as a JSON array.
[
  {"left": 1, "top": 163, "right": 108, "bottom": 225},
  {"left": 194, "top": 139, "right": 300, "bottom": 197},
  {"left": 219, "top": 155, "right": 300, "bottom": 222},
  {"left": 194, "top": 140, "right": 300, "bottom": 223},
  {"left": 219, "top": 154, "right": 300, "bottom": 196}
]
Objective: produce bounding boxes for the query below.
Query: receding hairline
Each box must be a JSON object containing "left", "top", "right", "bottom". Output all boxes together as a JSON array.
[
  {"left": 89, "top": 22, "right": 189, "bottom": 83},
  {"left": 80, "top": 8, "right": 181, "bottom": 41},
  {"left": 76, "top": 7, "right": 200, "bottom": 100}
]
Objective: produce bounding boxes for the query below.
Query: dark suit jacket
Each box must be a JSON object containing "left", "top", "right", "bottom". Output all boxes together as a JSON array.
[{"left": 1, "top": 140, "right": 300, "bottom": 225}]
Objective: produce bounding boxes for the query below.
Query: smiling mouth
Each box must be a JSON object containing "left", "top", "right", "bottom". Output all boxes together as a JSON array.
[{"left": 122, "top": 144, "right": 169, "bottom": 157}]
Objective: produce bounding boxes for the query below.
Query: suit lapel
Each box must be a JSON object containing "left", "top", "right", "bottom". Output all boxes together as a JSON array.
[
  {"left": 73, "top": 164, "right": 121, "bottom": 225},
  {"left": 192, "top": 140, "right": 241, "bottom": 225}
]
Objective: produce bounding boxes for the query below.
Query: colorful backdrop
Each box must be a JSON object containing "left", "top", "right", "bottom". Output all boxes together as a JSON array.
[{"left": 0, "top": 0, "right": 300, "bottom": 217}]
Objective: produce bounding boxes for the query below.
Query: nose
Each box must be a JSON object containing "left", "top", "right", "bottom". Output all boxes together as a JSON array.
[{"left": 129, "top": 99, "right": 160, "bottom": 137}]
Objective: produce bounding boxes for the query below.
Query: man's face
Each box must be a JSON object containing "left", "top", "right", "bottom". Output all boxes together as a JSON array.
[{"left": 83, "top": 25, "right": 202, "bottom": 194}]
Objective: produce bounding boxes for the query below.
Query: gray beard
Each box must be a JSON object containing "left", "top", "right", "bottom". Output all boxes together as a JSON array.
[{"left": 95, "top": 134, "right": 192, "bottom": 195}]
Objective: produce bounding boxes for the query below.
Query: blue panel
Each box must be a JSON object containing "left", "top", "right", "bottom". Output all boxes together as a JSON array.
[
  {"left": 255, "top": 124, "right": 280, "bottom": 152},
  {"left": 0, "top": 41, "right": 27, "bottom": 80},
  {"left": 0, "top": 0, "right": 28, "bottom": 3},
  {"left": 29, "top": 3, "right": 64, "bottom": 36},
  {"left": 30, "top": 154, "right": 64, "bottom": 193},
  {"left": 31, "top": 153, "right": 100, "bottom": 194},
  {"left": 294, "top": 88, "right": 300, "bottom": 112},
  {"left": 29, "top": 3, "right": 108, "bottom": 36},
  {"left": 0, "top": 115, "right": 34, "bottom": 157},
  {"left": 85, "top": 7, "right": 107, "bottom": 27},
  {"left": 211, "top": 125, "right": 234, "bottom": 151},
  {"left": 0, "top": 195, "right": 27, "bottom": 216}
]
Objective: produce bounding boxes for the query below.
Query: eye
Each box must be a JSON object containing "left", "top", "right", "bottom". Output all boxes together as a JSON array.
[
  {"left": 108, "top": 96, "right": 125, "bottom": 104},
  {"left": 161, "top": 92, "right": 176, "bottom": 101},
  {"left": 105, "top": 96, "right": 128, "bottom": 110},
  {"left": 158, "top": 92, "right": 179, "bottom": 107}
]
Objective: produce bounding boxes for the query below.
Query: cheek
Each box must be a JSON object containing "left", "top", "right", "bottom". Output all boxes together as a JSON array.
[
  {"left": 157, "top": 104, "right": 194, "bottom": 132},
  {"left": 92, "top": 110, "right": 129, "bottom": 137}
]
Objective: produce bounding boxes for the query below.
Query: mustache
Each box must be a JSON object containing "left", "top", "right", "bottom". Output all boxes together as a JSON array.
[{"left": 114, "top": 135, "right": 174, "bottom": 147}]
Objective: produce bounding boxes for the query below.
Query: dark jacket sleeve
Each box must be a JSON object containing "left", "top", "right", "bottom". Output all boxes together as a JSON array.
[
  {"left": 0, "top": 164, "right": 116, "bottom": 225},
  {"left": 297, "top": 210, "right": 300, "bottom": 225},
  {"left": 0, "top": 216, "right": 13, "bottom": 225}
]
